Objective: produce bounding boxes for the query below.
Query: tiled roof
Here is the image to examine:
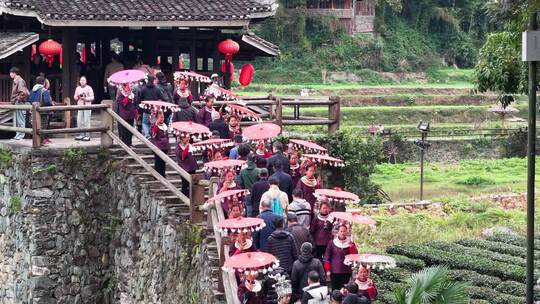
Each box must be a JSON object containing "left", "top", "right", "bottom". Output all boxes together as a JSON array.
[
  {"left": 242, "top": 32, "right": 280, "bottom": 56},
  {"left": 0, "top": 32, "right": 39, "bottom": 59},
  {"left": 1, "top": 0, "right": 277, "bottom": 24}
]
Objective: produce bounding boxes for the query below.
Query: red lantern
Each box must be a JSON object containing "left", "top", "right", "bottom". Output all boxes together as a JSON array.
[
  {"left": 38, "top": 39, "right": 62, "bottom": 67},
  {"left": 239, "top": 64, "right": 255, "bottom": 87},
  {"left": 221, "top": 62, "right": 234, "bottom": 82},
  {"left": 218, "top": 39, "right": 240, "bottom": 55}
]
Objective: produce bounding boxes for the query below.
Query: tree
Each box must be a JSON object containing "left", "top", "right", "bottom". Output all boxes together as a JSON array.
[
  {"left": 474, "top": 31, "right": 524, "bottom": 105},
  {"left": 394, "top": 266, "right": 469, "bottom": 304}
]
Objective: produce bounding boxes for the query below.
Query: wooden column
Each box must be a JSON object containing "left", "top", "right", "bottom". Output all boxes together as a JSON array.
[
  {"left": 22, "top": 46, "right": 31, "bottom": 83},
  {"left": 328, "top": 96, "right": 341, "bottom": 135},
  {"left": 202, "top": 42, "right": 209, "bottom": 71},
  {"left": 94, "top": 36, "right": 102, "bottom": 66},
  {"left": 101, "top": 100, "right": 113, "bottom": 147},
  {"left": 62, "top": 27, "right": 78, "bottom": 130},
  {"left": 190, "top": 28, "right": 198, "bottom": 96},
  {"left": 172, "top": 28, "right": 180, "bottom": 72},
  {"left": 190, "top": 174, "right": 206, "bottom": 223},
  {"left": 143, "top": 28, "right": 156, "bottom": 65},
  {"left": 212, "top": 29, "right": 221, "bottom": 73}
]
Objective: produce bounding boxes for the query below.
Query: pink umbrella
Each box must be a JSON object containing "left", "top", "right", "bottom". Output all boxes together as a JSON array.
[
  {"left": 301, "top": 153, "right": 344, "bottom": 168},
  {"left": 206, "top": 189, "right": 250, "bottom": 205},
  {"left": 108, "top": 69, "right": 146, "bottom": 86},
  {"left": 204, "top": 159, "right": 247, "bottom": 174},
  {"left": 315, "top": 188, "right": 359, "bottom": 204},
  {"left": 330, "top": 211, "right": 376, "bottom": 226},
  {"left": 170, "top": 121, "right": 211, "bottom": 139},
  {"left": 290, "top": 139, "right": 327, "bottom": 154},
  {"left": 226, "top": 104, "right": 261, "bottom": 122},
  {"left": 139, "top": 100, "right": 180, "bottom": 113},
  {"left": 222, "top": 252, "right": 280, "bottom": 275},
  {"left": 174, "top": 71, "right": 211, "bottom": 83},
  {"left": 192, "top": 138, "right": 234, "bottom": 152},
  {"left": 344, "top": 254, "right": 397, "bottom": 270},
  {"left": 206, "top": 85, "right": 242, "bottom": 101},
  {"left": 242, "top": 123, "right": 281, "bottom": 141},
  {"left": 216, "top": 217, "right": 266, "bottom": 234}
]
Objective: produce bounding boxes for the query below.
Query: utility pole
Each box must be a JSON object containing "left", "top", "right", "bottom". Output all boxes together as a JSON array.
[
  {"left": 523, "top": 12, "right": 538, "bottom": 304},
  {"left": 420, "top": 131, "right": 426, "bottom": 201}
]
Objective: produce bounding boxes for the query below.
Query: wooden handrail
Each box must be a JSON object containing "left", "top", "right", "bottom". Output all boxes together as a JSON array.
[
  {"left": 107, "top": 130, "right": 189, "bottom": 203},
  {"left": 38, "top": 104, "right": 110, "bottom": 112},
  {"left": 105, "top": 108, "right": 193, "bottom": 183}
]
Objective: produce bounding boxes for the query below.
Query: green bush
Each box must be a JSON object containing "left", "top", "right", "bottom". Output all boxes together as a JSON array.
[
  {"left": 448, "top": 269, "right": 502, "bottom": 289},
  {"left": 489, "top": 233, "right": 540, "bottom": 251},
  {"left": 503, "top": 129, "right": 528, "bottom": 158},
  {"left": 455, "top": 176, "right": 494, "bottom": 186},
  {"left": 427, "top": 241, "right": 526, "bottom": 268},
  {"left": 386, "top": 243, "right": 528, "bottom": 282},
  {"left": 456, "top": 239, "right": 540, "bottom": 260},
  {"left": 389, "top": 254, "right": 426, "bottom": 271},
  {"left": 467, "top": 286, "right": 525, "bottom": 304},
  {"left": 373, "top": 268, "right": 411, "bottom": 282}
]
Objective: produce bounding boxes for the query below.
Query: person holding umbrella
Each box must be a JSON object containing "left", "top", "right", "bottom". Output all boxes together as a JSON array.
[
  {"left": 116, "top": 83, "right": 138, "bottom": 146},
  {"left": 310, "top": 201, "right": 333, "bottom": 260},
  {"left": 175, "top": 133, "right": 198, "bottom": 196},
  {"left": 351, "top": 265, "right": 378, "bottom": 301},
  {"left": 296, "top": 162, "right": 323, "bottom": 216},
  {"left": 173, "top": 79, "right": 193, "bottom": 105},
  {"left": 197, "top": 95, "right": 215, "bottom": 126},
  {"left": 228, "top": 114, "right": 242, "bottom": 140},
  {"left": 324, "top": 224, "right": 358, "bottom": 290},
  {"left": 150, "top": 111, "right": 170, "bottom": 177}
]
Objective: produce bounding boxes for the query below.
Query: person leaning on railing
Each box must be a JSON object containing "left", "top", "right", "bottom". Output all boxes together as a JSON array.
[
  {"left": 73, "top": 76, "right": 94, "bottom": 141},
  {"left": 28, "top": 76, "right": 53, "bottom": 145},
  {"left": 9, "top": 67, "right": 29, "bottom": 140}
]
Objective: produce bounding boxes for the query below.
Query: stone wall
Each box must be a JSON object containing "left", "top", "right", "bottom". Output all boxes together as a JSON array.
[{"left": 0, "top": 147, "right": 216, "bottom": 304}]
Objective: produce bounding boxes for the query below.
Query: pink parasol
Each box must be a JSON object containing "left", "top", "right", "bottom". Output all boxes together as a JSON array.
[
  {"left": 173, "top": 71, "right": 211, "bottom": 83},
  {"left": 216, "top": 217, "right": 266, "bottom": 234},
  {"left": 206, "top": 85, "right": 242, "bottom": 101},
  {"left": 225, "top": 104, "right": 261, "bottom": 122},
  {"left": 242, "top": 123, "right": 281, "bottom": 141},
  {"left": 222, "top": 252, "right": 280, "bottom": 275},
  {"left": 301, "top": 153, "right": 344, "bottom": 167},
  {"left": 290, "top": 139, "right": 327, "bottom": 154},
  {"left": 344, "top": 254, "right": 397, "bottom": 270},
  {"left": 139, "top": 100, "right": 180, "bottom": 113},
  {"left": 315, "top": 188, "right": 359, "bottom": 204},
  {"left": 170, "top": 121, "right": 211, "bottom": 139},
  {"left": 329, "top": 211, "right": 376, "bottom": 226},
  {"left": 206, "top": 189, "right": 249, "bottom": 205},
  {"left": 204, "top": 159, "right": 247, "bottom": 174},
  {"left": 108, "top": 69, "right": 146, "bottom": 86},
  {"left": 192, "top": 138, "right": 234, "bottom": 152}
]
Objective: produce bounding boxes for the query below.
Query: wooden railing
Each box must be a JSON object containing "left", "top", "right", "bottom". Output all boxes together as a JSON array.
[
  {"left": 0, "top": 101, "right": 206, "bottom": 218},
  {"left": 207, "top": 177, "right": 241, "bottom": 304},
  {"left": 209, "top": 95, "right": 341, "bottom": 134}
]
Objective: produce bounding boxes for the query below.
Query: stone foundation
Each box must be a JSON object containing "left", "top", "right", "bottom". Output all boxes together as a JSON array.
[{"left": 0, "top": 146, "right": 216, "bottom": 304}]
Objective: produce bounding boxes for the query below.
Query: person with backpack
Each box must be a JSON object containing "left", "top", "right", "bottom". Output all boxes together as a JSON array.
[
  {"left": 267, "top": 217, "right": 298, "bottom": 275},
  {"left": 291, "top": 242, "right": 326, "bottom": 302},
  {"left": 28, "top": 76, "right": 53, "bottom": 144},
  {"left": 73, "top": 76, "right": 95, "bottom": 141},
  {"left": 261, "top": 176, "right": 289, "bottom": 218},
  {"left": 301, "top": 271, "right": 329, "bottom": 304}
]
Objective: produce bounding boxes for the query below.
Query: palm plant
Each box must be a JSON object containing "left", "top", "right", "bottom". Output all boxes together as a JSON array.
[{"left": 394, "top": 266, "right": 469, "bottom": 304}]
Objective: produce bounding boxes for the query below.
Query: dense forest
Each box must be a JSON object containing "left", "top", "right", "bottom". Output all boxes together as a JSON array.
[{"left": 252, "top": 0, "right": 500, "bottom": 83}]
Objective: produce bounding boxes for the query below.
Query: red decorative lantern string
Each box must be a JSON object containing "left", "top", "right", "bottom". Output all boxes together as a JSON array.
[
  {"left": 218, "top": 39, "right": 240, "bottom": 87},
  {"left": 39, "top": 39, "right": 62, "bottom": 68}
]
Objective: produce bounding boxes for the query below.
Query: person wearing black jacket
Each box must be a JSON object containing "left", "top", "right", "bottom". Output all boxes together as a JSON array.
[
  {"left": 269, "top": 160, "right": 294, "bottom": 202},
  {"left": 267, "top": 141, "right": 290, "bottom": 175},
  {"left": 172, "top": 97, "right": 198, "bottom": 123},
  {"left": 266, "top": 217, "right": 298, "bottom": 275},
  {"left": 208, "top": 111, "right": 229, "bottom": 139},
  {"left": 251, "top": 168, "right": 270, "bottom": 216},
  {"left": 156, "top": 71, "right": 174, "bottom": 124},
  {"left": 291, "top": 242, "right": 325, "bottom": 302},
  {"left": 139, "top": 75, "right": 168, "bottom": 138}
]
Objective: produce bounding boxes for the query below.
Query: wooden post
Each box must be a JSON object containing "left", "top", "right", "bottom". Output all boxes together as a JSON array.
[
  {"left": 275, "top": 97, "right": 283, "bottom": 128},
  {"left": 328, "top": 96, "right": 341, "bottom": 135},
  {"left": 212, "top": 29, "right": 221, "bottom": 73},
  {"left": 190, "top": 173, "right": 205, "bottom": 223},
  {"left": 31, "top": 103, "right": 41, "bottom": 148},
  {"left": 62, "top": 28, "right": 76, "bottom": 133},
  {"left": 172, "top": 28, "right": 180, "bottom": 72},
  {"left": 101, "top": 100, "right": 113, "bottom": 147},
  {"left": 190, "top": 28, "right": 198, "bottom": 97}
]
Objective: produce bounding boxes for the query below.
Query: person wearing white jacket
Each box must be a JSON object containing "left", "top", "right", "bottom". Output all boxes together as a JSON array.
[{"left": 301, "top": 271, "right": 329, "bottom": 304}]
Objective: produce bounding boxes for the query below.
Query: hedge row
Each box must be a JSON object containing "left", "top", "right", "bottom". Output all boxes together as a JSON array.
[
  {"left": 488, "top": 233, "right": 540, "bottom": 251},
  {"left": 426, "top": 241, "right": 526, "bottom": 268},
  {"left": 456, "top": 239, "right": 540, "bottom": 260},
  {"left": 387, "top": 243, "right": 527, "bottom": 282},
  {"left": 467, "top": 286, "right": 525, "bottom": 304},
  {"left": 388, "top": 254, "right": 426, "bottom": 271},
  {"left": 494, "top": 280, "right": 540, "bottom": 299},
  {"left": 447, "top": 269, "right": 502, "bottom": 289},
  {"left": 373, "top": 268, "right": 412, "bottom": 283}
]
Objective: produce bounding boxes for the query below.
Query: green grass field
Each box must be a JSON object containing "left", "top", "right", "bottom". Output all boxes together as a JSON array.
[{"left": 371, "top": 158, "right": 540, "bottom": 202}]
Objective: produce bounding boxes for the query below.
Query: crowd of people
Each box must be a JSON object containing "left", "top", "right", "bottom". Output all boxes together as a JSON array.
[{"left": 9, "top": 54, "right": 378, "bottom": 303}]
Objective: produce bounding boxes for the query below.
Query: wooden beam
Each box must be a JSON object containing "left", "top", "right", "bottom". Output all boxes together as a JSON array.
[
  {"left": 212, "top": 29, "right": 221, "bottom": 73},
  {"left": 190, "top": 28, "right": 198, "bottom": 94},
  {"left": 172, "top": 27, "right": 180, "bottom": 72}
]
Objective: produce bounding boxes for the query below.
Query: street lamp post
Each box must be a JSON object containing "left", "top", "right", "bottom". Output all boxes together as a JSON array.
[{"left": 415, "top": 121, "right": 430, "bottom": 201}]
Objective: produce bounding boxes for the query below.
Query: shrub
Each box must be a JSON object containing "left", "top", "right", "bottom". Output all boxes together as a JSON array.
[
  {"left": 503, "top": 129, "right": 528, "bottom": 158},
  {"left": 448, "top": 269, "right": 502, "bottom": 288},
  {"left": 10, "top": 196, "right": 21, "bottom": 213},
  {"left": 386, "top": 243, "right": 528, "bottom": 282},
  {"left": 456, "top": 239, "right": 540, "bottom": 260},
  {"left": 455, "top": 176, "right": 494, "bottom": 186},
  {"left": 427, "top": 241, "right": 526, "bottom": 268},
  {"left": 373, "top": 268, "right": 411, "bottom": 282},
  {"left": 488, "top": 233, "right": 540, "bottom": 251},
  {"left": 467, "top": 286, "right": 525, "bottom": 304},
  {"left": 389, "top": 254, "right": 426, "bottom": 271},
  {"left": 62, "top": 147, "right": 87, "bottom": 165}
]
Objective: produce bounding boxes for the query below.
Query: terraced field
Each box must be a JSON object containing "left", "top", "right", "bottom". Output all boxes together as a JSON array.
[{"left": 373, "top": 233, "right": 539, "bottom": 304}]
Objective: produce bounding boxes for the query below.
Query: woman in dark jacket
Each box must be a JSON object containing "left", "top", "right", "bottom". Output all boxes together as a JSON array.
[
  {"left": 116, "top": 83, "right": 138, "bottom": 146},
  {"left": 172, "top": 97, "right": 198, "bottom": 122},
  {"left": 176, "top": 133, "right": 198, "bottom": 196},
  {"left": 310, "top": 201, "right": 333, "bottom": 260},
  {"left": 150, "top": 111, "right": 170, "bottom": 177}
]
